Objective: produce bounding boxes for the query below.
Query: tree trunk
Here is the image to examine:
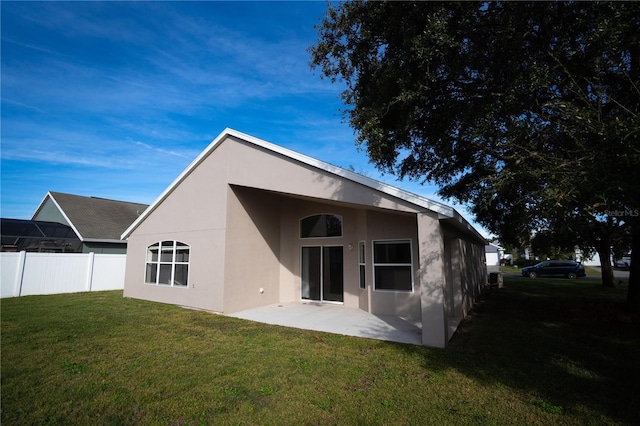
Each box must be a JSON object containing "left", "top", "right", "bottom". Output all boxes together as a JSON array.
[
  {"left": 597, "top": 244, "right": 615, "bottom": 287},
  {"left": 627, "top": 225, "right": 640, "bottom": 312}
]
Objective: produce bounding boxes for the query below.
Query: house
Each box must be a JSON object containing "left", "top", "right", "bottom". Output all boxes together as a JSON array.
[
  {"left": 121, "top": 129, "right": 487, "bottom": 348},
  {"left": 31, "top": 192, "right": 148, "bottom": 254},
  {"left": 485, "top": 242, "right": 504, "bottom": 267}
]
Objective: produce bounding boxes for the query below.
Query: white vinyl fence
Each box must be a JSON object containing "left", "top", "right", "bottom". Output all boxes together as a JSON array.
[{"left": 1, "top": 252, "right": 126, "bottom": 298}]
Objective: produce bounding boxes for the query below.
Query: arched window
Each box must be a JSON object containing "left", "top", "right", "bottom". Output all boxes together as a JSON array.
[
  {"left": 300, "top": 214, "right": 343, "bottom": 238},
  {"left": 145, "top": 241, "right": 190, "bottom": 287}
]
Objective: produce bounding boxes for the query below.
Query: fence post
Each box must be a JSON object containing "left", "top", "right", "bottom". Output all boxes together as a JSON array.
[
  {"left": 15, "top": 251, "right": 27, "bottom": 297},
  {"left": 86, "top": 252, "right": 95, "bottom": 292}
]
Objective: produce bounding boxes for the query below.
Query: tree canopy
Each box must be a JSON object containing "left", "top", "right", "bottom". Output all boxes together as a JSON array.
[{"left": 310, "top": 1, "right": 640, "bottom": 307}]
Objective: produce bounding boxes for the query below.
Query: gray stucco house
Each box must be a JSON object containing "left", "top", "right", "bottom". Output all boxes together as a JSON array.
[{"left": 121, "top": 129, "right": 487, "bottom": 347}]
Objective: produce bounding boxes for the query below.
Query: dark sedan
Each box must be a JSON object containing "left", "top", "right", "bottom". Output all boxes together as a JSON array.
[{"left": 521, "top": 260, "right": 586, "bottom": 279}]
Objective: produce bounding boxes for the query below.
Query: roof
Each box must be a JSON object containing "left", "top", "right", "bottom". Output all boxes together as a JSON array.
[
  {"left": 485, "top": 242, "right": 504, "bottom": 253},
  {"left": 122, "top": 128, "right": 484, "bottom": 242},
  {"left": 33, "top": 192, "right": 148, "bottom": 242}
]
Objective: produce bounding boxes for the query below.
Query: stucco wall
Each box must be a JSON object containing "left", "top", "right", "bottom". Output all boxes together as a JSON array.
[
  {"left": 123, "top": 141, "right": 236, "bottom": 312},
  {"left": 278, "top": 196, "right": 361, "bottom": 309},
  {"left": 222, "top": 184, "right": 424, "bottom": 314},
  {"left": 124, "top": 229, "right": 224, "bottom": 311},
  {"left": 463, "top": 239, "right": 487, "bottom": 307},
  {"left": 223, "top": 186, "right": 282, "bottom": 313},
  {"left": 218, "top": 136, "right": 427, "bottom": 313},
  {"left": 226, "top": 137, "right": 423, "bottom": 214},
  {"left": 366, "top": 209, "right": 422, "bottom": 320},
  {"left": 414, "top": 212, "right": 447, "bottom": 347}
]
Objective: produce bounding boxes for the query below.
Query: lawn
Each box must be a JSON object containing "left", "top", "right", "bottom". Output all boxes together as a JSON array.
[{"left": 2, "top": 278, "right": 639, "bottom": 425}]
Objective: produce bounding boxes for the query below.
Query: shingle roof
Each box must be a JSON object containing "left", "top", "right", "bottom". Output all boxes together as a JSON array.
[{"left": 40, "top": 192, "right": 148, "bottom": 241}]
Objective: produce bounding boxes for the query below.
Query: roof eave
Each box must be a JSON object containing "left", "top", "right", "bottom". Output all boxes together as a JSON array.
[
  {"left": 83, "top": 238, "right": 128, "bottom": 244},
  {"left": 439, "top": 209, "right": 487, "bottom": 244}
]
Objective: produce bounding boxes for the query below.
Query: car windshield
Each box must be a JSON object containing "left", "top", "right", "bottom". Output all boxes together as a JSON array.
[{"left": 535, "top": 262, "right": 547, "bottom": 267}]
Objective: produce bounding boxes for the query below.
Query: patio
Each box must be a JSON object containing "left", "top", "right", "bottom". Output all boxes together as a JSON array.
[{"left": 229, "top": 302, "right": 423, "bottom": 345}]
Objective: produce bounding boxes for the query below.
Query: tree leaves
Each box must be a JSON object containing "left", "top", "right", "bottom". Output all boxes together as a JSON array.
[
  {"left": 311, "top": 1, "right": 640, "bottom": 292},
  {"left": 311, "top": 1, "right": 639, "bottom": 229}
]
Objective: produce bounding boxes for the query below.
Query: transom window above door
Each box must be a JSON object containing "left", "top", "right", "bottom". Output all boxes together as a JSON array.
[{"left": 300, "top": 214, "right": 343, "bottom": 238}]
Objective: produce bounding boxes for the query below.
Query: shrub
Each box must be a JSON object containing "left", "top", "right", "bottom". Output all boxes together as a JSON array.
[{"left": 514, "top": 259, "right": 539, "bottom": 268}]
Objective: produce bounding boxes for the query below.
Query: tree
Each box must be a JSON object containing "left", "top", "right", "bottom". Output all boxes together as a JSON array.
[{"left": 310, "top": 1, "right": 640, "bottom": 309}]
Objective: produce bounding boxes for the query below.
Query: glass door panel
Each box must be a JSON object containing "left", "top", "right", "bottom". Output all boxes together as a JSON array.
[
  {"left": 323, "top": 246, "right": 344, "bottom": 302},
  {"left": 301, "top": 246, "right": 343, "bottom": 302},
  {"left": 301, "top": 246, "right": 321, "bottom": 301}
]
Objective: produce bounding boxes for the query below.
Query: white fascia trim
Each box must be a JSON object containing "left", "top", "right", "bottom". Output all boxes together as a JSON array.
[
  {"left": 122, "top": 128, "right": 459, "bottom": 239},
  {"left": 439, "top": 209, "right": 487, "bottom": 243},
  {"left": 33, "top": 192, "right": 85, "bottom": 241},
  {"left": 83, "top": 238, "right": 127, "bottom": 244}
]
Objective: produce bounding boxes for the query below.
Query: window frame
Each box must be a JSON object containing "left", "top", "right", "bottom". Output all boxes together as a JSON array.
[
  {"left": 299, "top": 214, "right": 343, "bottom": 239},
  {"left": 145, "top": 240, "right": 190, "bottom": 288},
  {"left": 358, "top": 241, "right": 366, "bottom": 289},
  {"left": 372, "top": 239, "right": 414, "bottom": 292}
]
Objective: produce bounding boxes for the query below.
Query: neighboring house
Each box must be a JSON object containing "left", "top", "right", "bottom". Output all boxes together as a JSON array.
[
  {"left": 121, "top": 129, "right": 487, "bottom": 348},
  {"left": 485, "top": 242, "right": 504, "bottom": 266},
  {"left": 576, "top": 248, "right": 625, "bottom": 267},
  {"left": 523, "top": 247, "right": 536, "bottom": 260},
  {"left": 31, "top": 192, "right": 148, "bottom": 254},
  {"left": 575, "top": 250, "right": 603, "bottom": 266}
]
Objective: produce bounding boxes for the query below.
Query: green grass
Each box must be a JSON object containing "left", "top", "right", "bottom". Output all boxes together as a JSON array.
[
  {"left": 2, "top": 280, "right": 639, "bottom": 425},
  {"left": 584, "top": 265, "right": 603, "bottom": 276},
  {"left": 500, "top": 264, "right": 522, "bottom": 274}
]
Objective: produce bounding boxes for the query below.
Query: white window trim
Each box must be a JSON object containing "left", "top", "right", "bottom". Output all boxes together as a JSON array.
[
  {"left": 372, "top": 239, "right": 414, "bottom": 293},
  {"left": 145, "top": 240, "right": 190, "bottom": 288},
  {"left": 299, "top": 244, "right": 345, "bottom": 304},
  {"left": 299, "top": 213, "right": 344, "bottom": 239},
  {"left": 358, "top": 240, "right": 366, "bottom": 289}
]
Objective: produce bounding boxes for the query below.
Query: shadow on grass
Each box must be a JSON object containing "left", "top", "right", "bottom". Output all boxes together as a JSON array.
[{"left": 401, "top": 277, "right": 640, "bottom": 424}]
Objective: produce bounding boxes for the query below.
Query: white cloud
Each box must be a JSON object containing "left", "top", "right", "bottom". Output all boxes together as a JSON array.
[{"left": 134, "top": 141, "right": 193, "bottom": 159}]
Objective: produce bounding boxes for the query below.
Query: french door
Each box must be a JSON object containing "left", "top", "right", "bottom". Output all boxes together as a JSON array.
[{"left": 301, "top": 246, "right": 344, "bottom": 303}]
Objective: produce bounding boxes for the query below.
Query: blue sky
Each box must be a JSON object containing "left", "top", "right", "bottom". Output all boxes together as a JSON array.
[{"left": 1, "top": 1, "right": 488, "bottom": 236}]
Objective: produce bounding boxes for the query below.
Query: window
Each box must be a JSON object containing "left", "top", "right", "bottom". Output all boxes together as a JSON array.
[
  {"left": 373, "top": 240, "right": 413, "bottom": 291},
  {"left": 359, "top": 241, "right": 366, "bottom": 289},
  {"left": 145, "top": 241, "right": 189, "bottom": 287},
  {"left": 300, "top": 214, "right": 342, "bottom": 238}
]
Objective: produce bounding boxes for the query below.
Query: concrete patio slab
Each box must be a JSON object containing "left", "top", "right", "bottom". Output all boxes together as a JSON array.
[{"left": 229, "top": 302, "right": 422, "bottom": 345}]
